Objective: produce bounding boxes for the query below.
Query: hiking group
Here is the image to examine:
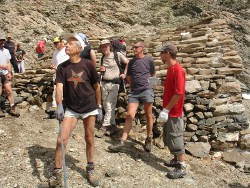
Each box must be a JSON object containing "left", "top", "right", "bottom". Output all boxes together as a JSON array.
[
  {"left": 0, "top": 31, "right": 186, "bottom": 187},
  {"left": 0, "top": 33, "right": 22, "bottom": 118},
  {"left": 47, "top": 33, "right": 187, "bottom": 187}
]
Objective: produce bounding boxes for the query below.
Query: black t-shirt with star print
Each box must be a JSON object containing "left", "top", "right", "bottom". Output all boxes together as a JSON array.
[{"left": 56, "top": 58, "right": 100, "bottom": 114}]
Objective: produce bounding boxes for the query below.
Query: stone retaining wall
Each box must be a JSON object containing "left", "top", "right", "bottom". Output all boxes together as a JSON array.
[{"left": 12, "top": 17, "right": 250, "bottom": 152}]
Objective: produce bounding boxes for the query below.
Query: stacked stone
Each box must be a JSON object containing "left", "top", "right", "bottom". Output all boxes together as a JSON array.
[
  {"left": 145, "top": 17, "right": 248, "bottom": 151},
  {"left": 11, "top": 17, "right": 250, "bottom": 151},
  {"left": 13, "top": 63, "right": 54, "bottom": 108}
]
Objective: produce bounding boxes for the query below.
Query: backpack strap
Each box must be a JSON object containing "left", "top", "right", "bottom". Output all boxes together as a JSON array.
[
  {"left": 101, "top": 55, "right": 104, "bottom": 66},
  {"left": 113, "top": 51, "right": 123, "bottom": 74}
]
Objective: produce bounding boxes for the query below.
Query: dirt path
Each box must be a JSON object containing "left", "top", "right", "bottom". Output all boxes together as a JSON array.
[{"left": 0, "top": 108, "right": 249, "bottom": 188}]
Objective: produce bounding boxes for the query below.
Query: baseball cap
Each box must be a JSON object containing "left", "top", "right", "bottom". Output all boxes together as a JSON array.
[
  {"left": 53, "top": 37, "right": 61, "bottom": 43},
  {"left": 100, "top": 39, "right": 110, "bottom": 46},
  {"left": 6, "top": 34, "right": 11, "bottom": 38},
  {"left": 0, "top": 34, "right": 6, "bottom": 40},
  {"left": 64, "top": 34, "right": 85, "bottom": 49},
  {"left": 157, "top": 43, "right": 177, "bottom": 54}
]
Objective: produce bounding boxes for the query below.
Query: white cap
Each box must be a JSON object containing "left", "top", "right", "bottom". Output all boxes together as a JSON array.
[
  {"left": 43, "top": 38, "right": 48, "bottom": 43},
  {"left": 64, "top": 34, "right": 86, "bottom": 50}
]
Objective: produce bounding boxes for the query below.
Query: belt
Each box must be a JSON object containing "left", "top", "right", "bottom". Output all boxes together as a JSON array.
[{"left": 102, "top": 78, "right": 121, "bottom": 84}]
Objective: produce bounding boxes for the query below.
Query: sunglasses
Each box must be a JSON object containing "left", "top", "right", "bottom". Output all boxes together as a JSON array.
[
  {"left": 132, "top": 46, "right": 142, "bottom": 49},
  {"left": 53, "top": 42, "right": 59, "bottom": 45}
]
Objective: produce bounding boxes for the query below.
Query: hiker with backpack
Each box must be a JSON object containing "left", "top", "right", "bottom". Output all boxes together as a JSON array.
[
  {"left": 78, "top": 33, "right": 97, "bottom": 66},
  {"left": 95, "top": 39, "right": 129, "bottom": 138}
]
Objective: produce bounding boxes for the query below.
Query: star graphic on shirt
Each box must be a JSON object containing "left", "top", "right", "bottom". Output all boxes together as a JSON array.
[{"left": 67, "top": 70, "right": 85, "bottom": 88}]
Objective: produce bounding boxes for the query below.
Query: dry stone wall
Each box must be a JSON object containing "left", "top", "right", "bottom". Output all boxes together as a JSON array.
[{"left": 11, "top": 17, "right": 250, "bottom": 153}]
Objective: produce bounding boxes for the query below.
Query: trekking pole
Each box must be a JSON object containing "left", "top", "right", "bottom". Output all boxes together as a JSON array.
[{"left": 58, "top": 120, "right": 68, "bottom": 188}]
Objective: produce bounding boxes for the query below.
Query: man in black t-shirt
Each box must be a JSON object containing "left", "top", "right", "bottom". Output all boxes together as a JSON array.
[
  {"left": 4, "top": 34, "right": 19, "bottom": 73},
  {"left": 49, "top": 34, "right": 102, "bottom": 187}
]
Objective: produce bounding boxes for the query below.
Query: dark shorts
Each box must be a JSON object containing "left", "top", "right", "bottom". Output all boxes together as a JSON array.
[
  {"left": 163, "top": 117, "right": 185, "bottom": 155},
  {"left": 128, "top": 89, "right": 154, "bottom": 103},
  {"left": 0, "top": 76, "right": 10, "bottom": 86},
  {"left": 37, "top": 53, "right": 44, "bottom": 58}
]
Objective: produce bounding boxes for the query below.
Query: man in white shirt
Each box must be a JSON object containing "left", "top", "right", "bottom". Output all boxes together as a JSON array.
[
  {"left": 50, "top": 37, "right": 69, "bottom": 110},
  {"left": 0, "top": 33, "right": 19, "bottom": 117}
]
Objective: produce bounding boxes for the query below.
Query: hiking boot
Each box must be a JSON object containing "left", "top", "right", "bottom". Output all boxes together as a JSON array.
[
  {"left": 144, "top": 137, "right": 152, "bottom": 152},
  {"left": 108, "top": 141, "right": 126, "bottom": 152},
  {"left": 95, "top": 126, "right": 108, "bottom": 138},
  {"left": 164, "top": 158, "right": 179, "bottom": 167},
  {"left": 105, "top": 124, "right": 119, "bottom": 136},
  {"left": 0, "top": 110, "right": 5, "bottom": 118},
  {"left": 167, "top": 163, "right": 187, "bottom": 179},
  {"left": 9, "top": 106, "right": 20, "bottom": 117},
  {"left": 48, "top": 168, "right": 62, "bottom": 187},
  {"left": 86, "top": 164, "right": 99, "bottom": 187}
]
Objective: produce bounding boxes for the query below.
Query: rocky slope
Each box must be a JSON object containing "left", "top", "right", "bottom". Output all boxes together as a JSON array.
[
  {"left": 0, "top": 108, "right": 249, "bottom": 188},
  {"left": 0, "top": 0, "right": 249, "bottom": 85},
  {"left": 0, "top": 0, "right": 250, "bottom": 187}
]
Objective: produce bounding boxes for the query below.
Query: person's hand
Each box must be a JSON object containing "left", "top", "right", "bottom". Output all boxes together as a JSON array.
[
  {"left": 51, "top": 64, "right": 56, "bottom": 70},
  {"left": 96, "top": 106, "right": 103, "bottom": 123},
  {"left": 55, "top": 103, "right": 64, "bottom": 122},
  {"left": 148, "top": 77, "right": 161, "bottom": 86},
  {"left": 157, "top": 108, "right": 169, "bottom": 123},
  {"left": 6, "top": 72, "right": 12, "bottom": 80},
  {"left": 120, "top": 73, "right": 126, "bottom": 80},
  {"left": 99, "top": 66, "right": 106, "bottom": 74}
]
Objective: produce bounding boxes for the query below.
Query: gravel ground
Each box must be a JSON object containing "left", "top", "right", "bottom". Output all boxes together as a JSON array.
[{"left": 0, "top": 107, "right": 249, "bottom": 188}]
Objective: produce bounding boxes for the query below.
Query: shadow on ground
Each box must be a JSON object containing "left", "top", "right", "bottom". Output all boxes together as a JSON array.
[
  {"left": 105, "top": 137, "right": 171, "bottom": 173},
  {"left": 27, "top": 145, "right": 83, "bottom": 185},
  {"left": 228, "top": 183, "right": 250, "bottom": 188}
]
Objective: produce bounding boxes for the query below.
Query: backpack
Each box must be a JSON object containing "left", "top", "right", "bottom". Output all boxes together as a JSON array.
[{"left": 111, "top": 39, "right": 126, "bottom": 56}]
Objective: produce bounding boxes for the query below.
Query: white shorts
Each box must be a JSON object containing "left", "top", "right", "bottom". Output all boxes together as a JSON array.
[{"left": 64, "top": 108, "right": 98, "bottom": 119}]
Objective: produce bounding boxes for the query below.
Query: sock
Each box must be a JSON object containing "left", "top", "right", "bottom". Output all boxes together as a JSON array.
[
  {"left": 10, "top": 104, "right": 14, "bottom": 107},
  {"left": 179, "top": 161, "right": 186, "bottom": 166},
  {"left": 87, "top": 162, "right": 94, "bottom": 165}
]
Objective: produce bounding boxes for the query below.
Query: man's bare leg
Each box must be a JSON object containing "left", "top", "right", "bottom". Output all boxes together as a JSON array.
[
  {"left": 121, "top": 102, "right": 139, "bottom": 141},
  {"left": 55, "top": 117, "right": 77, "bottom": 168}
]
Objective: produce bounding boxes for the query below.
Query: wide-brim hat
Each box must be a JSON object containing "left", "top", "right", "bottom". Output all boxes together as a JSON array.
[{"left": 100, "top": 39, "right": 110, "bottom": 46}]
